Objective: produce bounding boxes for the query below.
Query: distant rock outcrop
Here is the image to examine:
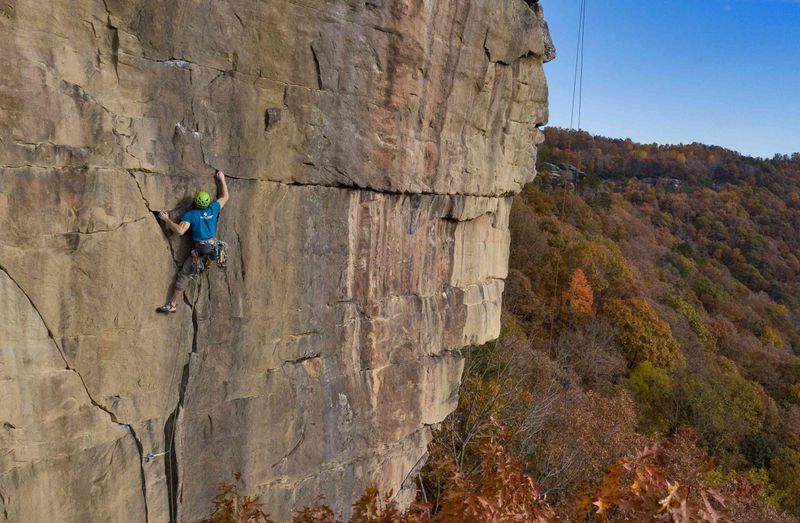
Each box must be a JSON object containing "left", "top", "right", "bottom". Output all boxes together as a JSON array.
[{"left": 0, "top": 0, "right": 551, "bottom": 521}]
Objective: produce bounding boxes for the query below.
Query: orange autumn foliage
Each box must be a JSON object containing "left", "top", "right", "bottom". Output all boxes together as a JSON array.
[
  {"left": 432, "top": 439, "right": 555, "bottom": 522},
  {"left": 564, "top": 268, "right": 595, "bottom": 316},
  {"left": 205, "top": 435, "right": 555, "bottom": 523},
  {"left": 202, "top": 473, "right": 274, "bottom": 523}
]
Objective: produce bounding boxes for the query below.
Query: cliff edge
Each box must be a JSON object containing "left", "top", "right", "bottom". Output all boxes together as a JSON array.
[{"left": 0, "top": 0, "right": 551, "bottom": 520}]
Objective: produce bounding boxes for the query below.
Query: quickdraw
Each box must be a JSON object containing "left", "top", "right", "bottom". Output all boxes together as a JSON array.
[{"left": 191, "top": 239, "right": 228, "bottom": 277}]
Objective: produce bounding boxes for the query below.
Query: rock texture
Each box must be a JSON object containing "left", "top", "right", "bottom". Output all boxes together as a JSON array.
[{"left": 0, "top": 0, "right": 551, "bottom": 521}]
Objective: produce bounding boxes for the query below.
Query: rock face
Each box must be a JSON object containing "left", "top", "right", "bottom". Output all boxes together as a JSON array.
[{"left": 0, "top": 0, "right": 551, "bottom": 521}]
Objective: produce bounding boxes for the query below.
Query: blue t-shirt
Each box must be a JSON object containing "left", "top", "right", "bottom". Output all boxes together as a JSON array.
[{"left": 181, "top": 201, "right": 221, "bottom": 242}]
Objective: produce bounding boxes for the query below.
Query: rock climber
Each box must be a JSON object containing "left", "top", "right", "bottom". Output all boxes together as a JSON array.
[{"left": 156, "top": 170, "right": 229, "bottom": 313}]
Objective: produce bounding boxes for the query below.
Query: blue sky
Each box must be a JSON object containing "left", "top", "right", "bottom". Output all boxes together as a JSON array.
[{"left": 541, "top": 0, "right": 800, "bottom": 157}]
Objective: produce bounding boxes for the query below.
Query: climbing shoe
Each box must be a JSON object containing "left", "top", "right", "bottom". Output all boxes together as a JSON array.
[{"left": 156, "top": 303, "right": 177, "bottom": 314}]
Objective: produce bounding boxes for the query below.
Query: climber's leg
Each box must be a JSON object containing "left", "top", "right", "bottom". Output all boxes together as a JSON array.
[{"left": 156, "top": 256, "right": 193, "bottom": 313}]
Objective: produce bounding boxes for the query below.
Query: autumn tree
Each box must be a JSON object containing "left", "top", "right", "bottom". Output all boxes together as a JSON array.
[
  {"left": 603, "top": 298, "right": 683, "bottom": 368},
  {"left": 768, "top": 447, "right": 800, "bottom": 514},
  {"left": 552, "top": 318, "right": 625, "bottom": 389},
  {"left": 432, "top": 439, "right": 555, "bottom": 522},
  {"left": 202, "top": 474, "right": 273, "bottom": 523},
  {"left": 673, "top": 358, "right": 767, "bottom": 459},
  {"left": 573, "top": 443, "right": 726, "bottom": 522},
  {"left": 564, "top": 268, "right": 595, "bottom": 316},
  {"left": 627, "top": 361, "right": 675, "bottom": 435}
]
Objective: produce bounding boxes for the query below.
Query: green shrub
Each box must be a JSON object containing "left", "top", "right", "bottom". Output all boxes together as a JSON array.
[
  {"left": 666, "top": 294, "right": 713, "bottom": 347},
  {"left": 604, "top": 298, "right": 683, "bottom": 368},
  {"left": 741, "top": 433, "right": 778, "bottom": 469},
  {"left": 675, "top": 359, "right": 766, "bottom": 457},
  {"left": 627, "top": 361, "right": 674, "bottom": 434},
  {"left": 768, "top": 447, "right": 800, "bottom": 514}
]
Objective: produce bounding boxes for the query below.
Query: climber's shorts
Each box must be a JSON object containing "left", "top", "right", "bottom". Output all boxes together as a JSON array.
[{"left": 174, "top": 255, "right": 195, "bottom": 291}]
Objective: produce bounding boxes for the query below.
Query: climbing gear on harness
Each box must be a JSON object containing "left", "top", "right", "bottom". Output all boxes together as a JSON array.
[
  {"left": 194, "top": 191, "right": 211, "bottom": 209},
  {"left": 191, "top": 249, "right": 205, "bottom": 275},
  {"left": 212, "top": 239, "right": 227, "bottom": 269},
  {"left": 156, "top": 303, "right": 177, "bottom": 313},
  {"left": 191, "top": 238, "right": 228, "bottom": 277}
]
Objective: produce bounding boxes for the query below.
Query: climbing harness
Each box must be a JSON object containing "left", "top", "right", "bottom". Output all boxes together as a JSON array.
[{"left": 191, "top": 238, "right": 228, "bottom": 277}]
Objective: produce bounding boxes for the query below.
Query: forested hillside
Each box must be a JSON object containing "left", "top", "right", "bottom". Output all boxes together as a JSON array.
[{"left": 417, "top": 129, "right": 800, "bottom": 520}]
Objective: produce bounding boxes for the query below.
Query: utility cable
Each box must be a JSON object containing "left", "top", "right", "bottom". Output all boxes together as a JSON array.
[
  {"left": 570, "top": 0, "right": 587, "bottom": 130},
  {"left": 577, "top": 0, "right": 586, "bottom": 130},
  {"left": 551, "top": 0, "right": 588, "bottom": 351}
]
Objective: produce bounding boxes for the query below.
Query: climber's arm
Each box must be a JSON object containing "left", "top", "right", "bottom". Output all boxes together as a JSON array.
[
  {"left": 158, "top": 212, "right": 190, "bottom": 236},
  {"left": 215, "top": 171, "right": 229, "bottom": 209}
]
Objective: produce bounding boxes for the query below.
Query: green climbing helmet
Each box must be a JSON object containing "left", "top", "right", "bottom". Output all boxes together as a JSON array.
[{"left": 194, "top": 191, "right": 211, "bottom": 209}]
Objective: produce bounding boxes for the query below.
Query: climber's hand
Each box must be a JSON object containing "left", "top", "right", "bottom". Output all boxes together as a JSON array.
[
  {"left": 158, "top": 211, "right": 169, "bottom": 222},
  {"left": 216, "top": 170, "right": 230, "bottom": 208}
]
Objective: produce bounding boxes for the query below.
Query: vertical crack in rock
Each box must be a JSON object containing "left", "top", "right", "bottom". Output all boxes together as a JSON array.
[
  {"left": 100, "top": 0, "right": 119, "bottom": 82},
  {"left": 0, "top": 263, "right": 149, "bottom": 522},
  {"left": 234, "top": 227, "right": 246, "bottom": 283},
  {"left": 129, "top": 426, "right": 150, "bottom": 523},
  {"left": 181, "top": 60, "right": 216, "bottom": 172},
  {"left": 230, "top": 5, "right": 244, "bottom": 28},
  {"left": 190, "top": 97, "right": 213, "bottom": 172},
  {"left": 429, "top": 2, "right": 469, "bottom": 142},
  {"left": 127, "top": 170, "right": 154, "bottom": 210},
  {"left": 0, "top": 488, "right": 8, "bottom": 520},
  {"left": 190, "top": 292, "right": 200, "bottom": 356},
  {"left": 310, "top": 43, "right": 322, "bottom": 90},
  {"left": 164, "top": 279, "right": 202, "bottom": 522},
  {"left": 109, "top": 24, "right": 120, "bottom": 82},
  {"left": 163, "top": 361, "right": 190, "bottom": 523},
  {"left": 482, "top": 28, "right": 493, "bottom": 62},
  {"left": 223, "top": 268, "right": 234, "bottom": 305}
]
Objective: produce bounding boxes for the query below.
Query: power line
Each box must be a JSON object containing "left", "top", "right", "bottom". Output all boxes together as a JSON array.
[
  {"left": 552, "top": 0, "right": 588, "bottom": 351},
  {"left": 570, "top": 0, "right": 587, "bottom": 130},
  {"left": 578, "top": 0, "right": 586, "bottom": 130}
]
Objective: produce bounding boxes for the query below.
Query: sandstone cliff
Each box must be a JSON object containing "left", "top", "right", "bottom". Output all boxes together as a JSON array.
[{"left": 0, "top": 0, "right": 552, "bottom": 521}]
